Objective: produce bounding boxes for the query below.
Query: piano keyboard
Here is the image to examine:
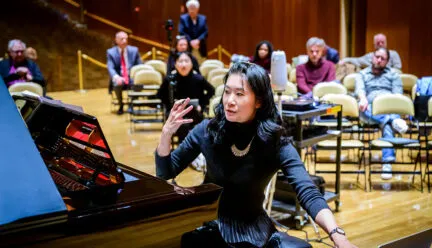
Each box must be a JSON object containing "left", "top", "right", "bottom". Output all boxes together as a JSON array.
[{"left": 49, "top": 169, "right": 89, "bottom": 192}]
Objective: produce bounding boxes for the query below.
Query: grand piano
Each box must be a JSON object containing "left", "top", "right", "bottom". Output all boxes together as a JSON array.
[{"left": 0, "top": 80, "right": 222, "bottom": 248}]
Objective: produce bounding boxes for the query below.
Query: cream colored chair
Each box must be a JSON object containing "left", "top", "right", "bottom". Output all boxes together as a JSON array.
[
  {"left": 400, "top": 74, "right": 418, "bottom": 95},
  {"left": 145, "top": 60, "right": 167, "bottom": 77},
  {"left": 129, "top": 69, "right": 164, "bottom": 129},
  {"left": 208, "top": 96, "right": 221, "bottom": 118},
  {"left": 215, "top": 84, "right": 225, "bottom": 97},
  {"left": 273, "top": 81, "right": 298, "bottom": 100},
  {"left": 207, "top": 68, "right": 229, "bottom": 83},
  {"left": 312, "top": 82, "right": 347, "bottom": 99},
  {"left": 200, "top": 64, "right": 221, "bottom": 80},
  {"left": 314, "top": 94, "right": 367, "bottom": 190},
  {"left": 288, "top": 68, "right": 296, "bottom": 83},
  {"left": 343, "top": 73, "right": 358, "bottom": 94},
  {"left": 130, "top": 64, "right": 155, "bottom": 79},
  {"left": 210, "top": 74, "right": 225, "bottom": 88},
  {"left": 286, "top": 63, "right": 292, "bottom": 76},
  {"left": 411, "top": 84, "right": 417, "bottom": 100},
  {"left": 201, "top": 59, "right": 224, "bottom": 68},
  {"left": 8, "top": 82, "right": 44, "bottom": 96},
  {"left": 368, "top": 94, "right": 422, "bottom": 191}
]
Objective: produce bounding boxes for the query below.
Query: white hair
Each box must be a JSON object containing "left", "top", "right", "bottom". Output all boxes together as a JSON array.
[
  {"left": 186, "top": 0, "right": 200, "bottom": 9},
  {"left": 306, "top": 37, "right": 326, "bottom": 49},
  {"left": 8, "top": 39, "right": 26, "bottom": 51}
]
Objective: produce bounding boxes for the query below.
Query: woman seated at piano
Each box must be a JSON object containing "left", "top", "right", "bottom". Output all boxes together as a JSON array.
[
  {"left": 157, "top": 51, "right": 214, "bottom": 142},
  {"left": 155, "top": 62, "right": 356, "bottom": 248}
]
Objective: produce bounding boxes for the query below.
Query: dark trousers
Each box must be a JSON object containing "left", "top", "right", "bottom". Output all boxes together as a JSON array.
[
  {"left": 113, "top": 83, "right": 130, "bottom": 109},
  {"left": 181, "top": 221, "right": 311, "bottom": 248}
]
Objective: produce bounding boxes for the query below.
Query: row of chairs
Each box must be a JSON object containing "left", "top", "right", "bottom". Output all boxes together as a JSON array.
[{"left": 124, "top": 59, "right": 226, "bottom": 131}]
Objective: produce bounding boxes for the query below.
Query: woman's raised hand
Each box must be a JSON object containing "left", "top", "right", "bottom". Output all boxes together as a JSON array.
[{"left": 162, "top": 98, "right": 194, "bottom": 136}]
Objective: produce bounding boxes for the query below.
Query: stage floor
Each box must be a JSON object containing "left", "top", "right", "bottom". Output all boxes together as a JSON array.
[{"left": 49, "top": 88, "right": 432, "bottom": 248}]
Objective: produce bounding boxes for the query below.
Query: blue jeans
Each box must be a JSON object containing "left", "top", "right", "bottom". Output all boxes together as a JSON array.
[{"left": 360, "top": 104, "right": 400, "bottom": 163}]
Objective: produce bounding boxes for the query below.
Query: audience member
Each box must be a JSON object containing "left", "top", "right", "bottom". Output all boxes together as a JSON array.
[
  {"left": 325, "top": 45, "right": 340, "bottom": 64},
  {"left": 249, "top": 40, "right": 273, "bottom": 74},
  {"left": 179, "top": 0, "right": 208, "bottom": 64},
  {"left": 24, "top": 47, "right": 38, "bottom": 61},
  {"left": 296, "top": 37, "right": 336, "bottom": 97},
  {"left": 167, "top": 35, "right": 200, "bottom": 74},
  {"left": 0, "top": 39, "right": 45, "bottom": 88},
  {"left": 157, "top": 51, "right": 214, "bottom": 142},
  {"left": 355, "top": 47, "right": 407, "bottom": 180},
  {"left": 106, "top": 31, "right": 142, "bottom": 115},
  {"left": 340, "top": 33, "right": 402, "bottom": 70}
]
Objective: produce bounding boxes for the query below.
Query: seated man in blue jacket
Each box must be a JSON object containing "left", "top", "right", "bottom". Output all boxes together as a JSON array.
[
  {"left": 0, "top": 39, "right": 45, "bottom": 90},
  {"left": 107, "top": 31, "right": 142, "bottom": 115}
]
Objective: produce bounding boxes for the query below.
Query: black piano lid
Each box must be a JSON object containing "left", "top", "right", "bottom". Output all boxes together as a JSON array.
[{"left": 0, "top": 80, "right": 67, "bottom": 229}]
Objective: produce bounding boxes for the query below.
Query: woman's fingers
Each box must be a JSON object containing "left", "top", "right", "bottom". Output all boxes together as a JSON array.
[
  {"left": 172, "top": 98, "right": 190, "bottom": 112},
  {"left": 175, "top": 105, "right": 194, "bottom": 120},
  {"left": 176, "top": 118, "right": 194, "bottom": 124}
]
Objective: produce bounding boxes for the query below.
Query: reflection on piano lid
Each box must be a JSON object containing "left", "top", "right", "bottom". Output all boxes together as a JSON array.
[
  {"left": 0, "top": 87, "right": 221, "bottom": 247},
  {"left": 1, "top": 84, "right": 222, "bottom": 247}
]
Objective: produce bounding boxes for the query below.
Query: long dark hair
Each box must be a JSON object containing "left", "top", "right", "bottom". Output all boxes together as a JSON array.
[
  {"left": 252, "top": 40, "right": 273, "bottom": 62},
  {"left": 207, "top": 62, "right": 285, "bottom": 146}
]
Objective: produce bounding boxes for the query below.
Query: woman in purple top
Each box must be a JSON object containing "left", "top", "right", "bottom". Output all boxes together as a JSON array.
[
  {"left": 296, "top": 37, "right": 336, "bottom": 98},
  {"left": 250, "top": 40, "right": 273, "bottom": 74}
]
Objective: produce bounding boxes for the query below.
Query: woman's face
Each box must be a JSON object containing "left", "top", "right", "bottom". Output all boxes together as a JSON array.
[
  {"left": 258, "top": 44, "right": 269, "bottom": 59},
  {"left": 175, "top": 53, "right": 193, "bottom": 76},
  {"left": 176, "top": 39, "right": 188, "bottom": 52},
  {"left": 223, "top": 74, "right": 261, "bottom": 123}
]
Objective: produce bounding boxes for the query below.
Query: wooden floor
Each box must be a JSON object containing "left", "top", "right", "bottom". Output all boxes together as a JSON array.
[{"left": 49, "top": 89, "right": 432, "bottom": 248}]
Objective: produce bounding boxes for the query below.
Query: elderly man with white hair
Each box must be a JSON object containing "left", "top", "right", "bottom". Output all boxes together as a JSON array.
[
  {"left": 0, "top": 39, "right": 45, "bottom": 89},
  {"left": 339, "top": 33, "right": 402, "bottom": 70},
  {"left": 179, "top": 0, "right": 208, "bottom": 64}
]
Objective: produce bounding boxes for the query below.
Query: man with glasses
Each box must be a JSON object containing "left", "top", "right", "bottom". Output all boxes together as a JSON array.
[
  {"left": 355, "top": 47, "right": 407, "bottom": 180},
  {"left": 0, "top": 39, "right": 45, "bottom": 88}
]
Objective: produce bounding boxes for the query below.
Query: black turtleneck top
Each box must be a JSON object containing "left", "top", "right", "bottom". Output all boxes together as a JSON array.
[
  {"left": 157, "top": 71, "right": 215, "bottom": 110},
  {"left": 155, "top": 119, "right": 329, "bottom": 247}
]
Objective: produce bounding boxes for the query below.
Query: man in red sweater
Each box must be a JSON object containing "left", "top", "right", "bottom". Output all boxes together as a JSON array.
[{"left": 296, "top": 37, "right": 336, "bottom": 98}]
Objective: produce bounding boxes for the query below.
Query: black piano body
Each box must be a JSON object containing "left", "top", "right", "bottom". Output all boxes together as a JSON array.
[{"left": 0, "top": 81, "right": 221, "bottom": 247}]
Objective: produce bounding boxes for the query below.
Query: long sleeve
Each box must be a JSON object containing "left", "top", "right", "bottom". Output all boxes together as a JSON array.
[
  {"left": 106, "top": 49, "right": 118, "bottom": 79},
  {"left": 200, "top": 77, "right": 215, "bottom": 107},
  {"left": 296, "top": 66, "right": 311, "bottom": 94},
  {"left": 178, "top": 16, "right": 191, "bottom": 41},
  {"left": 324, "top": 63, "right": 336, "bottom": 82},
  {"left": 155, "top": 121, "right": 205, "bottom": 179},
  {"left": 392, "top": 72, "right": 403, "bottom": 95},
  {"left": 29, "top": 61, "right": 45, "bottom": 87},
  {"left": 390, "top": 50, "right": 402, "bottom": 70},
  {"left": 197, "top": 16, "right": 208, "bottom": 41},
  {"left": 192, "top": 56, "right": 201, "bottom": 74},
  {"left": 354, "top": 72, "right": 366, "bottom": 98},
  {"left": 133, "top": 48, "right": 143, "bottom": 66},
  {"left": 157, "top": 77, "right": 170, "bottom": 106},
  {"left": 342, "top": 53, "right": 373, "bottom": 68},
  {"left": 279, "top": 143, "right": 329, "bottom": 219}
]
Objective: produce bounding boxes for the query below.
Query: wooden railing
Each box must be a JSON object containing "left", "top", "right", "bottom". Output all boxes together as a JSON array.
[
  {"left": 64, "top": 0, "right": 232, "bottom": 61},
  {"left": 76, "top": 48, "right": 169, "bottom": 91}
]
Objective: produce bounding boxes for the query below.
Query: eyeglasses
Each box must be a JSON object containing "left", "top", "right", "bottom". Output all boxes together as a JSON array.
[{"left": 11, "top": 50, "right": 24, "bottom": 54}]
